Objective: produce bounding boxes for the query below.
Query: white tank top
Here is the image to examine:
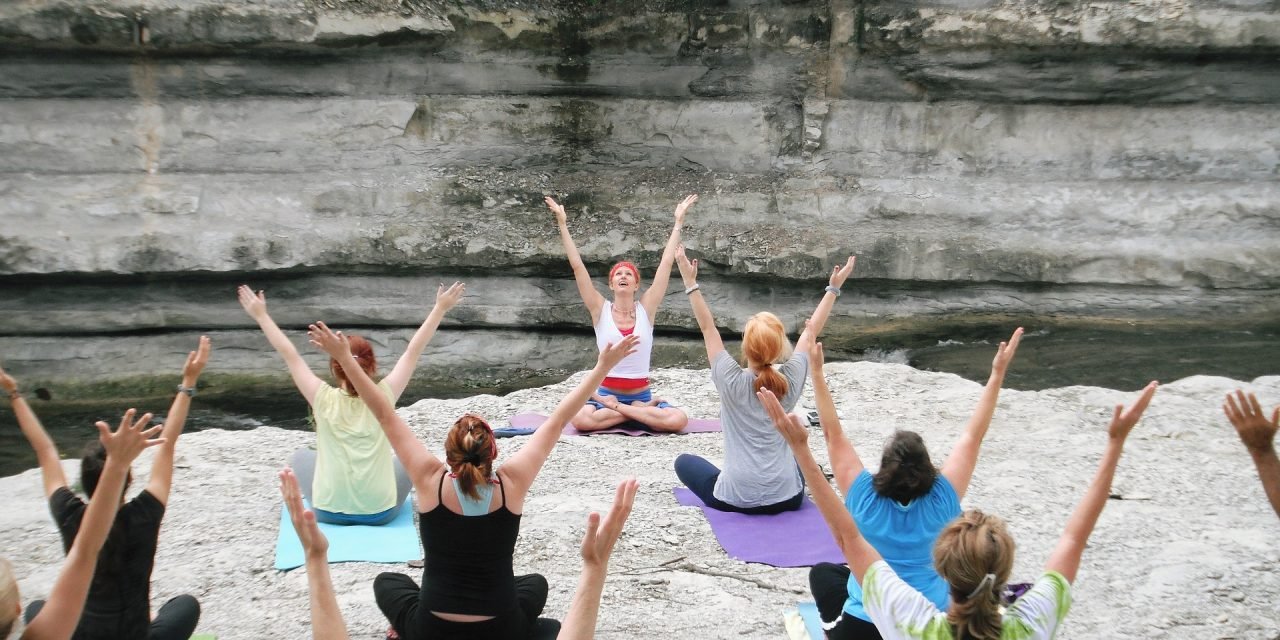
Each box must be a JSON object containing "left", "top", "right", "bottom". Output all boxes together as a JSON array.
[{"left": 594, "top": 300, "right": 653, "bottom": 379}]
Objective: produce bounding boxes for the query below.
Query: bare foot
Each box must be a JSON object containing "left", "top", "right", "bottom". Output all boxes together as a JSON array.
[{"left": 593, "top": 394, "right": 620, "bottom": 410}]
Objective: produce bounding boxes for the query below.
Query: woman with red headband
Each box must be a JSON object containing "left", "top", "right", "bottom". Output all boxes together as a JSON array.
[
  {"left": 545, "top": 194, "right": 697, "bottom": 433},
  {"left": 309, "top": 320, "right": 639, "bottom": 640}
]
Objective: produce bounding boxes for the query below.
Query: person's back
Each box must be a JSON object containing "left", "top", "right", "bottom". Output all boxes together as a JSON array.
[
  {"left": 310, "top": 380, "right": 399, "bottom": 517},
  {"left": 418, "top": 471, "right": 520, "bottom": 616}
]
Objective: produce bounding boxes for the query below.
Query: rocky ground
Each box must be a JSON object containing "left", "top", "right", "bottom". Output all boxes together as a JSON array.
[{"left": 3, "top": 362, "right": 1279, "bottom": 639}]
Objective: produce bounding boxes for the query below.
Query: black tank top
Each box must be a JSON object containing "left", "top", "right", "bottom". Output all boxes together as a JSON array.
[{"left": 420, "top": 470, "right": 521, "bottom": 616}]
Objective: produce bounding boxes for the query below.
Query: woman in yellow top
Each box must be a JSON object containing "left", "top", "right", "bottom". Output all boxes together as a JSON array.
[{"left": 238, "top": 282, "right": 465, "bottom": 525}]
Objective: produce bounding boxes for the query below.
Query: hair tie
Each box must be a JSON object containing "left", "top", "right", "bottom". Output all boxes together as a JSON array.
[{"left": 965, "top": 573, "right": 996, "bottom": 600}]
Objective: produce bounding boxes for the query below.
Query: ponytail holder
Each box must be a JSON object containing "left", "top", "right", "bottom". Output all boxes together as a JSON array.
[{"left": 965, "top": 573, "right": 996, "bottom": 600}]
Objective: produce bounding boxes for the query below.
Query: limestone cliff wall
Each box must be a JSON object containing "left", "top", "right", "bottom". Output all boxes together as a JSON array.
[{"left": 1, "top": 0, "right": 1277, "bottom": 385}]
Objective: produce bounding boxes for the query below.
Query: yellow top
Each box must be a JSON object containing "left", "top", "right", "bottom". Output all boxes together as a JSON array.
[{"left": 311, "top": 380, "right": 397, "bottom": 514}]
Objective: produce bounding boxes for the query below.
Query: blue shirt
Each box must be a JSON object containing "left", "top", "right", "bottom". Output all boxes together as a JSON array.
[{"left": 843, "top": 470, "right": 961, "bottom": 621}]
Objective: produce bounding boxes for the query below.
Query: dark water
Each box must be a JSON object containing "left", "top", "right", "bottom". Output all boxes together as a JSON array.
[{"left": 2, "top": 326, "right": 1276, "bottom": 478}]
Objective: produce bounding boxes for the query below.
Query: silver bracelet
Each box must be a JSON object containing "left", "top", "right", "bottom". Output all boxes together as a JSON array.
[
  {"left": 176, "top": 384, "right": 197, "bottom": 397},
  {"left": 685, "top": 283, "right": 700, "bottom": 295},
  {"left": 824, "top": 285, "right": 841, "bottom": 297}
]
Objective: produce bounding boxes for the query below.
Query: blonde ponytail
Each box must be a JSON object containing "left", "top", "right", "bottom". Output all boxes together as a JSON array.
[{"left": 934, "top": 511, "right": 1015, "bottom": 640}]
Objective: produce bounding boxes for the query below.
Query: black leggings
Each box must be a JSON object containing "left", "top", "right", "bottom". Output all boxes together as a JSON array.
[
  {"left": 24, "top": 594, "right": 201, "bottom": 640},
  {"left": 373, "top": 572, "right": 559, "bottom": 640},
  {"left": 809, "top": 563, "right": 883, "bottom": 640},
  {"left": 674, "top": 453, "right": 804, "bottom": 514}
]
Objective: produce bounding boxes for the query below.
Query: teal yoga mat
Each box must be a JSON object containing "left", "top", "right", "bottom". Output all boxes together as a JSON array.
[
  {"left": 273, "top": 498, "right": 420, "bottom": 570},
  {"left": 797, "top": 601, "right": 824, "bottom": 640}
]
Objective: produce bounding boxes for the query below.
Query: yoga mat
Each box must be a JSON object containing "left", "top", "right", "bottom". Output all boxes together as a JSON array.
[
  {"left": 493, "top": 426, "right": 537, "bottom": 438},
  {"left": 274, "top": 497, "right": 419, "bottom": 571},
  {"left": 673, "top": 487, "right": 844, "bottom": 568},
  {"left": 507, "top": 412, "right": 722, "bottom": 436},
  {"left": 797, "top": 602, "right": 824, "bottom": 640}
]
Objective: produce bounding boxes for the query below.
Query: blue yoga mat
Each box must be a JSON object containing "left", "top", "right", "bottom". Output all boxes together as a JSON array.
[
  {"left": 797, "top": 601, "right": 824, "bottom": 640},
  {"left": 274, "top": 498, "right": 420, "bottom": 570}
]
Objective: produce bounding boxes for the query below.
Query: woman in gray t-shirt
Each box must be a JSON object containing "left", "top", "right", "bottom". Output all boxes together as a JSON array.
[{"left": 672, "top": 247, "right": 856, "bottom": 513}]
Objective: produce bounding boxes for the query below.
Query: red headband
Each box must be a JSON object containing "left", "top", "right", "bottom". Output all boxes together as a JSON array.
[{"left": 610, "top": 261, "right": 640, "bottom": 281}]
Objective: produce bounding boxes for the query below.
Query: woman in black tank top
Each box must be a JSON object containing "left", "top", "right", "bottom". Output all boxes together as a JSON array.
[{"left": 310, "top": 321, "right": 640, "bottom": 640}]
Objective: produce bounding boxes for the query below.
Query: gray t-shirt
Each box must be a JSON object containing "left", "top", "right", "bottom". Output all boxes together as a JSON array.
[{"left": 711, "top": 349, "right": 809, "bottom": 507}]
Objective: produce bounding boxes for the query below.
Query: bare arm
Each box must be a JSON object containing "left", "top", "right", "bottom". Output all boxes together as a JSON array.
[
  {"left": 0, "top": 363, "right": 68, "bottom": 497},
  {"left": 382, "top": 282, "right": 466, "bottom": 400},
  {"left": 146, "top": 336, "right": 210, "bottom": 506},
  {"left": 760, "top": 389, "right": 882, "bottom": 584},
  {"left": 675, "top": 245, "right": 724, "bottom": 363},
  {"left": 279, "top": 468, "right": 350, "bottom": 640},
  {"left": 239, "top": 286, "right": 324, "bottom": 405},
  {"left": 547, "top": 197, "right": 606, "bottom": 323},
  {"left": 1045, "top": 381, "right": 1157, "bottom": 583},
  {"left": 809, "top": 342, "right": 864, "bottom": 494},
  {"left": 309, "top": 322, "right": 443, "bottom": 487},
  {"left": 24, "top": 411, "right": 163, "bottom": 640},
  {"left": 503, "top": 336, "right": 641, "bottom": 489},
  {"left": 941, "top": 327, "right": 1022, "bottom": 499},
  {"left": 557, "top": 478, "right": 638, "bottom": 640},
  {"left": 639, "top": 195, "right": 696, "bottom": 319},
  {"left": 1224, "top": 390, "right": 1280, "bottom": 519},
  {"left": 796, "top": 257, "right": 855, "bottom": 353}
]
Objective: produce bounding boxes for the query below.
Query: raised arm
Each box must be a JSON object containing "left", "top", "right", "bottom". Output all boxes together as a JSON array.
[
  {"left": 809, "top": 341, "right": 864, "bottom": 494},
  {"left": 23, "top": 410, "right": 163, "bottom": 640},
  {"left": 759, "top": 389, "right": 882, "bottom": 584},
  {"left": 675, "top": 245, "right": 724, "bottom": 363},
  {"left": 1, "top": 362, "right": 68, "bottom": 498},
  {"left": 308, "top": 322, "right": 442, "bottom": 486},
  {"left": 382, "top": 282, "right": 465, "bottom": 400},
  {"left": 1045, "top": 381, "right": 1157, "bottom": 583},
  {"left": 796, "top": 257, "right": 855, "bottom": 353},
  {"left": 238, "top": 286, "right": 324, "bottom": 405},
  {"left": 1223, "top": 390, "right": 1280, "bottom": 519},
  {"left": 502, "top": 335, "right": 640, "bottom": 489},
  {"left": 547, "top": 196, "right": 606, "bottom": 323},
  {"left": 558, "top": 478, "right": 639, "bottom": 640},
  {"left": 146, "top": 336, "right": 210, "bottom": 506},
  {"left": 639, "top": 195, "right": 697, "bottom": 319},
  {"left": 941, "top": 327, "right": 1022, "bottom": 499},
  {"left": 280, "top": 468, "right": 349, "bottom": 640}
]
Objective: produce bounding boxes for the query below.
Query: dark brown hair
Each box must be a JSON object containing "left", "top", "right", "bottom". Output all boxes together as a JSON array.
[
  {"left": 872, "top": 430, "right": 937, "bottom": 504},
  {"left": 329, "top": 334, "right": 377, "bottom": 396},
  {"left": 80, "top": 440, "right": 132, "bottom": 498},
  {"left": 445, "top": 414, "right": 497, "bottom": 501}
]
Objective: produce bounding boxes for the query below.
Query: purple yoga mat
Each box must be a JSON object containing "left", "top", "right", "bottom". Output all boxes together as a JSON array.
[
  {"left": 673, "top": 487, "right": 845, "bottom": 568},
  {"left": 506, "top": 412, "right": 722, "bottom": 436}
]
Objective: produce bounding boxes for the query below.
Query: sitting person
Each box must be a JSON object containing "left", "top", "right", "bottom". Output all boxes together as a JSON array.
[
  {"left": 1223, "top": 390, "right": 1280, "bottom": 519},
  {"left": 310, "top": 320, "right": 638, "bottom": 640},
  {"left": 277, "top": 466, "right": 637, "bottom": 640},
  {"left": 673, "top": 246, "right": 855, "bottom": 513},
  {"left": 239, "top": 282, "right": 464, "bottom": 525},
  {"left": 807, "top": 329, "right": 1022, "bottom": 639},
  {"left": 546, "top": 194, "right": 697, "bottom": 433},
  {"left": 1, "top": 409, "right": 165, "bottom": 640},
  {"left": 761, "top": 380, "right": 1158, "bottom": 640},
  {"left": 3, "top": 338, "right": 207, "bottom": 640}
]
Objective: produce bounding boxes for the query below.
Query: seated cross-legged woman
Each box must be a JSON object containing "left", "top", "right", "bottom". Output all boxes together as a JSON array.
[
  {"left": 310, "top": 320, "right": 639, "bottom": 640},
  {"left": 2, "top": 340, "right": 209, "bottom": 640},
  {"left": 239, "top": 282, "right": 464, "bottom": 525},
  {"left": 805, "top": 329, "right": 1022, "bottom": 639},
  {"left": 672, "top": 246, "right": 856, "bottom": 514}
]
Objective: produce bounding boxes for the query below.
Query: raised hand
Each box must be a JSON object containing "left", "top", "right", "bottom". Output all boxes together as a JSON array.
[
  {"left": 1224, "top": 390, "right": 1279, "bottom": 453},
  {"left": 829, "top": 256, "right": 856, "bottom": 289},
  {"left": 675, "top": 244, "right": 698, "bottom": 287},
  {"left": 307, "top": 321, "right": 350, "bottom": 359},
  {"left": 237, "top": 285, "right": 268, "bottom": 319},
  {"left": 281, "top": 467, "right": 328, "bottom": 557},
  {"left": 0, "top": 360, "right": 17, "bottom": 394},
  {"left": 808, "top": 335, "right": 825, "bottom": 374},
  {"left": 673, "top": 194, "right": 698, "bottom": 223},
  {"left": 182, "top": 336, "right": 212, "bottom": 384},
  {"left": 435, "top": 281, "right": 466, "bottom": 313},
  {"left": 990, "top": 327, "right": 1023, "bottom": 377},
  {"left": 1107, "top": 381, "right": 1158, "bottom": 442},
  {"left": 581, "top": 477, "right": 638, "bottom": 568},
  {"left": 96, "top": 409, "right": 163, "bottom": 466},
  {"left": 598, "top": 334, "right": 641, "bottom": 371},
  {"left": 758, "top": 388, "right": 808, "bottom": 448},
  {"left": 545, "top": 196, "right": 568, "bottom": 226}
]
